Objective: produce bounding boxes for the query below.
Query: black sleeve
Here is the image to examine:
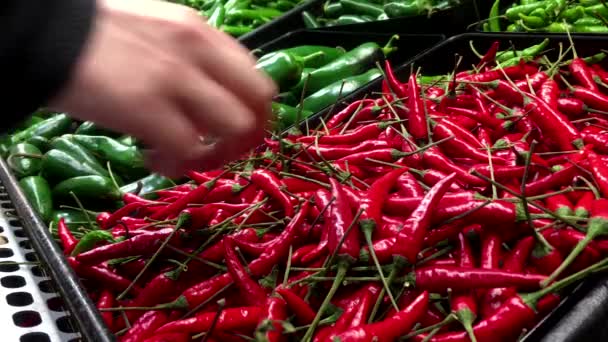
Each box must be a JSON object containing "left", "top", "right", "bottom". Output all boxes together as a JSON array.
[{"left": 0, "top": 0, "right": 96, "bottom": 128}]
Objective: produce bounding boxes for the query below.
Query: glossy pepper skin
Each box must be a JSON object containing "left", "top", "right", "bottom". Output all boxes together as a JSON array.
[{"left": 19, "top": 176, "right": 53, "bottom": 223}]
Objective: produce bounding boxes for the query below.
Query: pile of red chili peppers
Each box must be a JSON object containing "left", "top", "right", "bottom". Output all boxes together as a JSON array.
[{"left": 60, "top": 39, "right": 608, "bottom": 342}]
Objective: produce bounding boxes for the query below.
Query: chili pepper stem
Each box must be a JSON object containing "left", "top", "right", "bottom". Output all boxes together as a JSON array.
[
  {"left": 368, "top": 256, "right": 406, "bottom": 323},
  {"left": 98, "top": 296, "right": 188, "bottom": 311},
  {"left": 361, "top": 224, "right": 398, "bottom": 311},
  {"left": 542, "top": 213, "right": 608, "bottom": 287},
  {"left": 456, "top": 308, "right": 478, "bottom": 342},
  {"left": 403, "top": 314, "right": 457, "bottom": 339},
  {"left": 381, "top": 34, "right": 399, "bottom": 56},
  {"left": 301, "top": 262, "right": 348, "bottom": 342}
]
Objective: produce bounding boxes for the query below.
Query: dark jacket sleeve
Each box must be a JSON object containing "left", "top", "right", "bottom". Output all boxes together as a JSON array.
[{"left": 0, "top": 0, "right": 96, "bottom": 128}]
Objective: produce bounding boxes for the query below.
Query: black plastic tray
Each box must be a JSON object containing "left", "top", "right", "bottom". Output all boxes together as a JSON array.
[
  {"left": 313, "top": 0, "right": 486, "bottom": 36},
  {"left": 0, "top": 158, "right": 116, "bottom": 342},
  {"left": 238, "top": 0, "right": 324, "bottom": 49},
  {"left": 295, "top": 32, "right": 608, "bottom": 341}
]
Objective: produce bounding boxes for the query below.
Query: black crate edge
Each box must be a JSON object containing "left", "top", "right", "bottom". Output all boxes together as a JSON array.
[{"left": 0, "top": 158, "right": 116, "bottom": 342}]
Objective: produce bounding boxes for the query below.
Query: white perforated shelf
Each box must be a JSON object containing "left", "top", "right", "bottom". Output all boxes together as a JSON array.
[{"left": 0, "top": 187, "right": 81, "bottom": 342}]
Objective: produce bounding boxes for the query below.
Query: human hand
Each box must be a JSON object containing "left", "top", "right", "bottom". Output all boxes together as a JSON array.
[{"left": 49, "top": 0, "right": 276, "bottom": 177}]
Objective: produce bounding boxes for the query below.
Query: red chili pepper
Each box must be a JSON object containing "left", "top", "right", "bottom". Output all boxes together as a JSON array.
[
  {"left": 258, "top": 296, "right": 287, "bottom": 342},
  {"left": 477, "top": 41, "right": 499, "bottom": 68},
  {"left": 179, "top": 273, "right": 233, "bottom": 311},
  {"left": 423, "top": 221, "right": 472, "bottom": 248},
  {"left": 384, "top": 192, "right": 479, "bottom": 217},
  {"left": 251, "top": 169, "right": 294, "bottom": 217},
  {"left": 57, "top": 218, "right": 77, "bottom": 255},
  {"left": 303, "top": 140, "right": 391, "bottom": 161},
  {"left": 469, "top": 165, "right": 527, "bottom": 182},
  {"left": 523, "top": 95, "right": 583, "bottom": 151},
  {"left": 326, "top": 99, "right": 376, "bottom": 129},
  {"left": 141, "top": 333, "right": 190, "bottom": 342},
  {"left": 156, "top": 306, "right": 263, "bottom": 334},
  {"left": 76, "top": 228, "right": 180, "bottom": 264},
  {"left": 276, "top": 286, "right": 316, "bottom": 325},
  {"left": 524, "top": 163, "right": 581, "bottom": 197},
  {"left": 407, "top": 73, "right": 428, "bottom": 141},
  {"left": 97, "top": 290, "right": 115, "bottom": 331},
  {"left": 282, "top": 177, "right": 323, "bottom": 193},
  {"left": 542, "top": 228, "right": 601, "bottom": 272},
  {"left": 557, "top": 97, "right": 587, "bottom": 118},
  {"left": 359, "top": 168, "right": 407, "bottom": 232},
  {"left": 458, "top": 63, "right": 537, "bottom": 83},
  {"left": 120, "top": 311, "right": 169, "bottom": 342},
  {"left": 224, "top": 237, "right": 268, "bottom": 306},
  {"left": 393, "top": 173, "right": 457, "bottom": 262},
  {"left": 422, "top": 147, "right": 487, "bottom": 187},
  {"left": 587, "top": 151, "right": 608, "bottom": 197},
  {"left": 451, "top": 232, "right": 478, "bottom": 339},
  {"left": 329, "top": 291, "right": 428, "bottom": 342},
  {"left": 545, "top": 193, "right": 574, "bottom": 217},
  {"left": 68, "top": 257, "right": 141, "bottom": 295},
  {"left": 574, "top": 191, "right": 595, "bottom": 217},
  {"left": 581, "top": 126, "right": 608, "bottom": 154},
  {"left": 327, "top": 178, "right": 359, "bottom": 261},
  {"left": 396, "top": 171, "right": 424, "bottom": 197},
  {"left": 434, "top": 121, "right": 504, "bottom": 165},
  {"left": 570, "top": 58, "right": 599, "bottom": 91},
  {"left": 480, "top": 233, "right": 501, "bottom": 270},
  {"left": 150, "top": 181, "right": 214, "bottom": 220},
  {"left": 482, "top": 236, "right": 535, "bottom": 318},
  {"left": 410, "top": 266, "right": 546, "bottom": 292},
  {"left": 298, "top": 121, "right": 388, "bottom": 145},
  {"left": 446, "top": 107, "right": 507, "bottom": 133},
  {"left": 249, "top": 202, "right": 310, "bottom": 277}
]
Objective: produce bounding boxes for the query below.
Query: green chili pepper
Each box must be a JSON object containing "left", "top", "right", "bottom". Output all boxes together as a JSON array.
[
  {"left": 334, "top": 14, "right": 373, "bottom": 25},
  {"left": 383, "top": 2, "right": 425, "bottom": 18},
  {"left": 51, "top": 209, "right": 95, "bottom": 230},
  {"left": 0, "top": 137, "right": 10, "bottom": 158},
  {"left": 7, "top": 143, "right": 42, "bottom": 178},
  {"left": 560, "top": 6, "right": 585, "bottom": 22},
  {"left": 221, "top": 24, "right": 253, "bottom": 37},
  {"left": 116, "top": 136, "right": 139, "bottom": 147},
  {"left": 272, "top": 0, "right": 297, "bottom": 11},
  {"left": 291, "top": 36, "right": 397, "bottom": 97},
  {"left": 256, "top": 51, "right": 325, "bottom": 92},
  {"left": 339, "top": 0, "right": 384, "bottom": 17},
  {"left": 518, "top": 13, "right": 546, "bottom": 28},
  {"left": 53, "top": 175, "right": 122, "bottom": 202},
  {"left": 70, "top": 230, "right": 115, "bottom": 256},
  {"left": 41, "top": 149, "right": 108, "bottom": 181},
  {"left": 66, "top": 135, "right": 147, "bottom": 180},
  {"left": 227, "top": 8, "right": 282, "bottom": 21},
  {"left": 19, "top": 176, "right": 53, "bottom": 222},
  {"left": 574, "top": 16, "right": 603, "bottom": 26},
  {"left": 544, "top": 21, "right": 573, "bottom": 32},
  {"left": 496, "top": 38, "right": 549, "bottom": 63},
  {"left": 505, "top": 2, "right": 548, "bottom": 21},
  {"left": 581, "top": 52, "right": 607, "bottom": 64},
  {"left": 25, "top": 136, "right": 51, "bottom": 152},
  {"left": 324, "top": 1, "right": 344, "bottom": 17},
  {"left": 488, "top": 0, "right": 501, "bottom": 31},
  {"left": 272, "top": 102, "right": 313, "bottom": 129},
  {"left": 299, "top": 68, "right": 382, "bottom": 113},
  {"left": 10, "top": 114, "right": 72, "bottom": 145},
  {"left": 120, "top": 174, "right": 176, "bottom": 199},
  {"left": 302, "top": 11, "right": 320, "bottom": 28},
  {"left": 574, "top": 24, "right": 608, "bottom": 33},
  {"left": 506, "top": 23, "right": 525, "bottom": 32},
  {"left": 207, "top": 2, "right": 226, "bottom": 28},
  {"left": 74, "top": 121, "right": 120, "bottom": 137},
  {"left": 50, "top": 136, "right": 112, "bottom": 178},
  {"left": 580, "top": 0, "right": 600, "bottom": 5},
  {"left": 584, "top": 4, "right": 608, "bottom": 18},
  {"left": 418, "top": 75, "right": 447, "bottom": 85},
  {"left": 275, "top": 91, "right": 299, "bottom": 106},
  {"left": 270, "top": 46, "right": 346, "bottom": 69},
  {"left": 17, "top": 116, "right": 45, "bottom": 131}
]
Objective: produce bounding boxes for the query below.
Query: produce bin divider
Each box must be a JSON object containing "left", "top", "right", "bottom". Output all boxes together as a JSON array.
[
  {"left": 287, "top": 32, "right": 608, "bottom": 342},
  {"left": 0, "top": 157, "right": 116, "bottom": 342},
  {"left": 238, "top": 0, "right": 324, "bottom": 49}
]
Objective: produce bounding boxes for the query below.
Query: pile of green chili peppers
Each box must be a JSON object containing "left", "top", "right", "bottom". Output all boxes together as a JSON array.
[
  {"left": 256, "top": 35, "right": 399, "bottom": 129},
  {"left": 0, "top": 113, "right": 177, "bottom": 237},
  {"left": 301, "top": 0, "right": 463, "bottom": 28},
  {"left": 484, "top": 0, "right": 608, "bottom": 33},
  {"left": 175, "top": 0, "right": 305, "bottom": 36}
]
